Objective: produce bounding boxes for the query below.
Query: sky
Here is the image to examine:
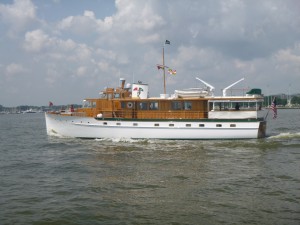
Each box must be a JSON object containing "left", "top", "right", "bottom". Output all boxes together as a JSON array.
[{"left": 1, "top": 0, "right": 300, "bottom": 106}]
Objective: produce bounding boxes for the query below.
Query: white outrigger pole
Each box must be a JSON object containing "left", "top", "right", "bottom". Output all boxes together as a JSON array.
[
  {"left": 195, "top": 77, "right": 215, "bottom": 96},
  {"left": 222, "top": 78, "right": 245, "bottom": 97}
]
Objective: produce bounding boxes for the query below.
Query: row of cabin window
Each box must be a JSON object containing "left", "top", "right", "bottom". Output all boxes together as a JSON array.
[
  {"left": 121, "top": 101, "right": 193, "bottom": 110},
  {"left": 103, "top": 122, "right": 237, "bottom": 128},
  {"left": 214, "top": 102, "right": 262, "bottom": 110}
]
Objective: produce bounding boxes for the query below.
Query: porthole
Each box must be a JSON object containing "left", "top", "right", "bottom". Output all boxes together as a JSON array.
[
  {"left": 199, "top": 124, "right": 205, "bottom": 127},
  {"left": 230, "top": 124, "right": 236, "bottom": 127},
  {"left": 216, "top": 124, "right": 222, "bottom": 127}
]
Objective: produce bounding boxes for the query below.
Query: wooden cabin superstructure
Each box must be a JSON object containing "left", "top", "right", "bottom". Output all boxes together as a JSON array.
[{"left": 72, "top": 80, "right": 263, "bottom": 121}]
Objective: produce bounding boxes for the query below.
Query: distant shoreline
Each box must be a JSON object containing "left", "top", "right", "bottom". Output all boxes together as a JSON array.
[
  {"left": 265, "top": 107, "right": 300, "bottom": 109},
  {"left": 277, "top": 107, "right": 300, "bottom": 109}
]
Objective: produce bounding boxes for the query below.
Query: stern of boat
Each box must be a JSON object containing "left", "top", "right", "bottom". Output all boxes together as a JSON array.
[{"left": 258, "top": 120, "right": 267, "bottom": 138}]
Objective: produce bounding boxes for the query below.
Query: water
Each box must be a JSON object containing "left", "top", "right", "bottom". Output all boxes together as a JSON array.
[{"left": 0, "top": 110, "right": 299, "bottom": 225}]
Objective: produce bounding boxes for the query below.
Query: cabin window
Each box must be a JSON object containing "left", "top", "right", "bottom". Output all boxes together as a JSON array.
[
  {"left": 107, "top": 93, "right": 113, "bottom": 99},
  {"left": 149, "top": 102, "right": 158, "bottom": 110},
  {"left": 114, "top": 93, "right": 120, "bottom": 99},
  {"left": 116, "top": 123, "right": 121, "bottom": 126},
  {"left": 184, "top": 102, "right": 192, "bottom": 110},
  {"left": 154, "top": 123, "right": 159, "bottom": 127},
  {"left": 133, "top": 123, "right": 138, "bottom": 126},
  {"left": 248, "top": 102, "right": 258, "bottom": 109},
  {"left": 139, "top": 102, "right": 148, "bottom": 110},
  {"left": 223, "top": 103, "right": 230, "bottom": 110},
  {"left": 199, "top": 124, "right": 205, "bottom": 127},
  {"left": 169, "top": 124, "right": 174, "bottom": 127},
  {"left": 186, "top": 124, "right": 191, "bottom": 127},
  {"left": 121, "top": 102, "right": 126, "bottom": 109},
  {"left": 103, "top": 122, "right": 107, "bottom": 125},
  {"left": 84, "top": 101, "right": 96, "bottom": 108},
  {"left": 216, "top": 124, "right": 222, "bottom": 127},
  {"left": 171, "top": 101, "right": 182, "bottom": 110},
  {"left": 126, "top": 102, "right": 134, "bottom": 109},
  {"left": 214, "top": 102, "right": 228, "bottom": 111},
  {"left": 230, "top": 124, "right": 236, "bottom": 127},
  {"left": 99, "top": 93, "right": 106, "bottom": 99},
  {"left": 212, "top": 101, "right": 261, "bottom": 111}
]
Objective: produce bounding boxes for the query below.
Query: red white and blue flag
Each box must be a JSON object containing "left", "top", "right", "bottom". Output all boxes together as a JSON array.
[{"left": 271, "top": 97, "right": 277, "bottom": 119}]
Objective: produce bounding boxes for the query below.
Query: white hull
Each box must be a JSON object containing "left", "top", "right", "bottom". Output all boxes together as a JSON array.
[{"left": 45, "top": 113, "right": 266, "bottom": 139}]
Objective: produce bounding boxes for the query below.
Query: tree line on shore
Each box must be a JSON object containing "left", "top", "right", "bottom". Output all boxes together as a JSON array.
[
  {"left": 265, "top": 95, "right": 300, "bottom": 106},
  {"left": 0, "top": 104, "right": 82, "bottom": 114}
]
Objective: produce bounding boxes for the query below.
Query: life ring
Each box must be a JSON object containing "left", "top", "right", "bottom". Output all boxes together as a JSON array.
[{"left": 127, "top": 102, "right": 133, "bottom": 108}]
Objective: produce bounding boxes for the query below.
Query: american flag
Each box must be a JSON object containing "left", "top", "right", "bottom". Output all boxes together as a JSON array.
[{"left": 271, "top": 97, "right": 277, "bottom": 119}]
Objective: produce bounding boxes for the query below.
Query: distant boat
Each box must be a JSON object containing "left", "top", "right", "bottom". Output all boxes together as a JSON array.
[{"left": 22, "top": 109, "right": 37, "bottom": 114}]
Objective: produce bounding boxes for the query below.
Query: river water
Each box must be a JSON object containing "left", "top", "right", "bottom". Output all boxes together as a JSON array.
[{"left": 0, "top": 109, "right": 299, "bottom": 225}]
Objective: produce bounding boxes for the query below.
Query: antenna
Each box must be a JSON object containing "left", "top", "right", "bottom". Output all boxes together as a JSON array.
[
  {"left": 132, "top": 72, "right": 135, "bottom": 84},
  {"left": 222, "top": 78, "right": 244, "bottom": 97},
  {"left": 195, "top": 77, "right": 215, "bottom": 95}
]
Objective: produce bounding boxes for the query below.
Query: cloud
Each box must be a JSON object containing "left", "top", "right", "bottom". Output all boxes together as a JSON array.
[
  {"left": 0, "top": 0, "right": 37, "bottom": 37},
  {"left": 275, "top": 46, "right": 300, "bottom": 64},
  {"left": 137, "top": 33, "right": 160, "bottom": 44},
  {"left": 5, "top": 63, "right": 27, "bottom": 76},
  {"left": 57, "top": 10, "right": 113, "bottom": 35},
  {"left": 272, "top": 43, "right": 300, "bottom": 80},
  {"left": 57, "top": 0, "right": 165, "bottom": 44},
  {"left": 114, "top": 0, "right": 165, "bottom": 31},
  {"left": 23, "top": 29, "right": 90, "bottom": 62},
  {"left": 23, "top": 29, "right": 50, "bottom": 52},
  {"left": 76, "top": 66, "right": 87, "bottom": 77},
  {"left": 1, "top": 0, "right": 300, "bottom": 106},
  {"left": 44, "top": 0, "right": 300, "bottom": 93}
]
